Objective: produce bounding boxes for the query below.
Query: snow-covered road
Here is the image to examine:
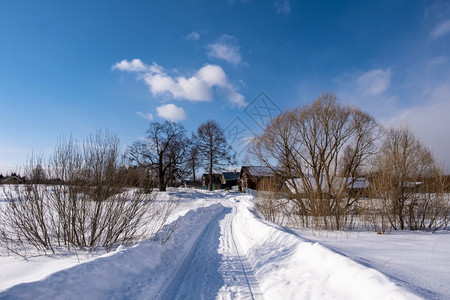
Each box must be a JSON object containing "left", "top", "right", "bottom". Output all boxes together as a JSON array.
[
  {"left": 158, "top": 203, "right": 262, "bottom": 300},
  {"left": 0, "top": 190, "right": 423, "bottom": 299}
]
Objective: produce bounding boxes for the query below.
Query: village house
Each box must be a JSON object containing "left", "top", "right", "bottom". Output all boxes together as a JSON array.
[
  {"left": 201, "top": 173, "right": 224, "bottom": 190},
  {"left": 222, "top": 171, "right": 239, "bottom": 190},
  {"left": 0, "top": 175, "right": 24, "bottom": 184},
  {"left": 238, "top": 166, "right": 276, "bottom": 192},
  {"left": 286, "top": 176, "right": 371, "bottom": 198}
]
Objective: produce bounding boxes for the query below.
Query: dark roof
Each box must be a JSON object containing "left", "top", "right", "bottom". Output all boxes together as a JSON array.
[
  {"left": 222, "top": 172, "right": 239, "bottom": 181},
  {"left": 240, "top": 166, "right": 274, "bottom": 177},
  {"left": 1, "top": 176, "right": 24, "bottom": 184},
  {"left": 201, "top": 173, "right": 223, "bottom": 178}
]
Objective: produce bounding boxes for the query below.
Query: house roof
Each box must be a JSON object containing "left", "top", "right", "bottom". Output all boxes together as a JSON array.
[
  {"left": 1, "top": 176, "right": 24, "bottom": 184},
  {"left": 222, "top": 172, "right": 239, "bottom": 180},
  {"left": 286, "top": 177, "right": 371, "bottom": 194},
  {"left": 201, "top": 173, "right": 223, "bottom": 179},
  {"left": 240, "top": 166, "right": 274, "bottom": 177},
  {"left": 403, "top": 181, "right": 422, "bottom": 188}
]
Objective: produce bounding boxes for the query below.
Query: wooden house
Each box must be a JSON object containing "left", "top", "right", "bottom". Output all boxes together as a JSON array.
[
  {"left": 201, "top": 173, "right": 224, "bottom": 190},
  {"left": 0, "top": 175, "right": 24, "bottom": 184},
  {"left": 238, "top": 166, "right": 275, "bottom": 192},
  {"left": 222, "top": 171, "right": 239, "bottom": 190}
]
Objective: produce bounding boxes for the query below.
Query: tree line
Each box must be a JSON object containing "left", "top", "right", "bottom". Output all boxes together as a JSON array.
[
  {"left": 250, "top": 93, "right": 449, "bottom": 232},
  {"left": 0, "top": 120, "right": 234, "bottom": 256},
  {"left": 128, "top": 119, "right": 235, "bottom": 192}
]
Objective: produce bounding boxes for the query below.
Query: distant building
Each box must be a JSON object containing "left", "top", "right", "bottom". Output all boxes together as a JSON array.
[
  {"left": 286, "top": 176, "right": 371, "bottom": 197},
  {"left": 201, "top": 173, "right": 224, "bottom": 190},
  {"left": 1, "top": 175, "right": 24, "bottom": 184},
  {"left": 238, "top": 166, "right": 275, "bottom": 192},
  {"left": 222, "top": 171, "right": 239, "bottom": 190},
  {"left": 183, "top": 180, "right": 202, "bottom": 188}
]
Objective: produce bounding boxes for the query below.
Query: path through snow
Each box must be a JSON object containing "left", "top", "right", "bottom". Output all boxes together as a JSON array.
[
  {"left": 158, "top": 203, "right": 262, "bottom": 300},
  {"left": 0, "top": 191, "right": 422, "bottom": 299}
]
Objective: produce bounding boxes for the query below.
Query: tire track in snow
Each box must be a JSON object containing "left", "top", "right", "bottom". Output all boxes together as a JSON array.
[
  {"left": 156, "top": 206, "right": 228, "bottom": 300},
  {"left": 227, "top": 206, "right": 263, "bottom": 300},
  {"left": 157, "top": 200, "right": 263, "bottom": 300}
]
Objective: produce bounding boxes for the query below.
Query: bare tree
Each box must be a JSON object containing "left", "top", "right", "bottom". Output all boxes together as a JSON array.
[
  {"left": 186, "top": 133, "right": 201, "bottom": 187},
  {"left": 371, "top": 126, "right": 449, "bottom": 231},
  {"left": 250, "top": 93, "right": 380, "bottom": 229},
  {"left": 128, "top": 121, "right": 188, "bottom": 192},
  {"left": 255, "top": 177, "right": 290, "bottom": 225},
  {"left": 0, "top": 130, "right": 177, "bottom": 256},
  {"left": 197, "top": 120, "right": 235, "bottom": 191}
]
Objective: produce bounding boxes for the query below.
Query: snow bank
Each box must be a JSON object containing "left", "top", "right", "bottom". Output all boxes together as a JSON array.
[
  {"left": 233, "top": 200, "right": 422, "bottom": 300},
  {"left": 0, "top": 190, "right": 432, "bottom": 299},
  {"left": 0, "top": 203, "right": 225, "bottom": 299}
]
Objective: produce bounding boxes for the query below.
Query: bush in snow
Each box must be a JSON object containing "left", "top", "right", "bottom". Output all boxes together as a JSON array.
[
  {"left": 369, "top": 126, "right": 449, "bottom": 233},
  {"left": 0, "top": 131, "right": 178, "bottom": 256}
]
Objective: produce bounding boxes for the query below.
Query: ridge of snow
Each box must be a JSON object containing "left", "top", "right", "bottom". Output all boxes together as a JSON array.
[
  {"left": 0, "top": 204, "right": 225, "bottom": 299},
  {"left": 232, "top": 199, "right": 422, "bottom": 300},
  {"left": 0, "top": 189, "right": 432, "bottom": 299}
]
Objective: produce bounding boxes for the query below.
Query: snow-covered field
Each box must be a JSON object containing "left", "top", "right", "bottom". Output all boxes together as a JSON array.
[
  {"left": 295, "top": 228, "right": 450, "bottom": 299},
  {"left": 0, "top": 188, "right": 447, "bottom": 299}
]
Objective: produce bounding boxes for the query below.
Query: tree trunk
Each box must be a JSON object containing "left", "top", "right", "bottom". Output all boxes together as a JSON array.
[
  {"left": 159, "top": 158, "right": 166, "bottom": 192},
  {"left": 209, "top": 151, "right": 213, "bottom": 191}
]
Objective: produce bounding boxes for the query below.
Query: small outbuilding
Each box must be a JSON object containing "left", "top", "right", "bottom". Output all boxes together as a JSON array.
[
  {"left": 238, "top": 166, "right": 275, "bottom": 192},
  {"left": 222, "top": 171, "right": 240, "bottom": 190},
  {"left": 201, "top": 173, "right": 224, "bottom": 190}
]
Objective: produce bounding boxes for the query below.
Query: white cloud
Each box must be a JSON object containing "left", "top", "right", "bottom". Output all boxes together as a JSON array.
[
  {"left": 112, "top": 59, "right": 163, "bottom": 73},
  {"left": 223, "top": 88, "right": 246, "bottom": 108},
  {"left": 196, "top": 64, "right": 227, "bottom": 86},
  {"left": 197, "top": 64, "right": 247, "bottom": 107},
  {"left": 274, "top": 0, "right": 291, "bottom": 15},
  {"left": 135, "top": 111, "right": 154, "bottom": 121},
  {"left": 206, "top": 35, "right": 242, "bottom": 65},
  {"left": 156, "top": 104, "right": 186, "bottom": 122},
  {"left": 356, "top": 68, "right": 392, "bottom": 96},
  {"left": 384, "top": 84, "right": 450, "bottom": 172},
  {"left": 185, "top": 31, "right": 200, "bottom": 41},
  {"left": 428, "top": 55, "right": 447, "bottom": 65},
  {"left": 113, "top": 59, "right": 246, "bottom": 107},
  {"left": 431, "top": 19, "right": 450, "bottom": 39},
  {"left": 144, "top": 72, "right": 212, "bottom": 101}
]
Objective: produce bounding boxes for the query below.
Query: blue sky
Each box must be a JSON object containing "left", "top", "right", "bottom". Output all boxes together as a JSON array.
[{"left": 1, "top": 0, "right": 450, "bottom": 174}]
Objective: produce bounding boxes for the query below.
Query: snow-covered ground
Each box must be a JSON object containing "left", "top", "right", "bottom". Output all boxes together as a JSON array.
[
  {"left": 0, "top": 188, "right": 447, "bottom": 299},
  {"left": 295, "top": 228, "right": 450, "bottom": 299}
]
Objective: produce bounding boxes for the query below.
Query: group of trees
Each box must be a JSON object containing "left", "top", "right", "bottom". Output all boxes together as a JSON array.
[
  {"left": 1, "top": 92, "right": 446, "bottom": 257},
  {"left": 250, "top": 93, "right": 449, "bottom": 232},
  {"left": 1, "top": 119, "right": 235, "bottom": 256},
  {"left": 128, "top": 120, "right": 234, "bottom": 192},
  {"left": 369, "top": 127, "right": 448, "bottom": 232}
]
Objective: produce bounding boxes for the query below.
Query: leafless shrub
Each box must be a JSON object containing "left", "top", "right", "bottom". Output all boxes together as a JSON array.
[
  {"left": 255, "top": 177, "right": 290, "bottom": 225},
  {"left": 369, "top": 126, "right": 449, "bottom": 232},
  {"left": 0, "top": 130, "right": 179, "bottom": 256}
]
